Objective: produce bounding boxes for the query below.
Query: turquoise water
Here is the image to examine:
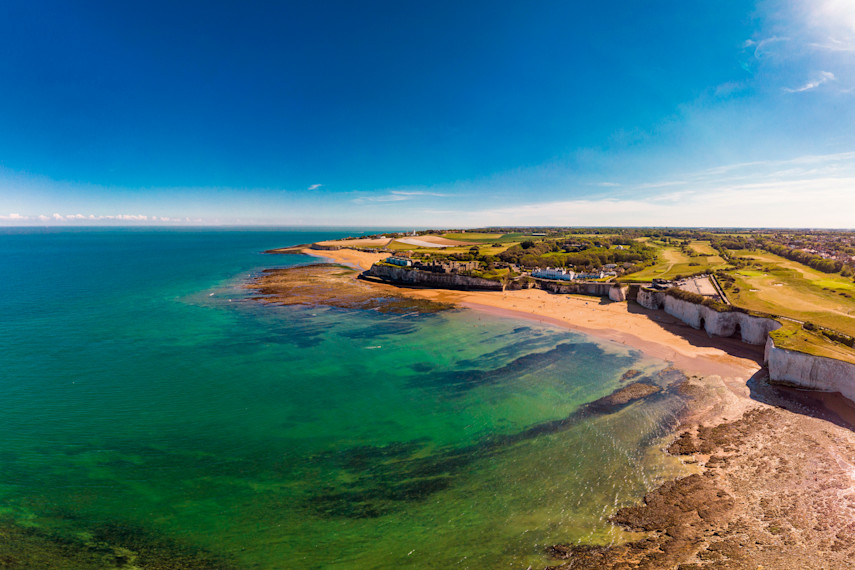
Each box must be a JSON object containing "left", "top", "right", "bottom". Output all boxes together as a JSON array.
[{"left": 0, "top": 228, "right": 689, "bottom": 568}]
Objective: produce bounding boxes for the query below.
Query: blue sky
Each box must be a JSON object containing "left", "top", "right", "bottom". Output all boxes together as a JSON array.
[{"left": 1, "top": 0, "right": 854, "bottom": 227}]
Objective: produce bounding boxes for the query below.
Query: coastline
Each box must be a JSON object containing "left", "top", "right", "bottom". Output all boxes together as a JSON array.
[
  {"left": 296, "top": 247, "right": 761, "bottom": 381},
  {"left": 281, "top": 246, "right": 855, "bottom": 568}
]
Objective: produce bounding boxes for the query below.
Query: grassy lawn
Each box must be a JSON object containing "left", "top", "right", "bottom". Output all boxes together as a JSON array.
[
  {"left": 619, "top": 245, "right": 728, "bottom": 282},
  {"left": 441, "top": 232, "right": 525, "bottom": 244},
  {"left": 722, "top": 250, "right": 855, "bottom": 336},
  {"left": 387, "top": 240, "right": 514, "bottom": 257},
  {"left": 732, "top": 250, "right": 855, "bottom": 290},
  {"left": 688, "top": 240, "right": 718, "bottom": 256},
  {"left": 770, "top": 320, "right": 855, "bottom": 364}
]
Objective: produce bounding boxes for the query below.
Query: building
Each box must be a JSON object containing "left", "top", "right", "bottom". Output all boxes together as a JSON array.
[
  {"left": 385, "top": 256, "right": 413, "bottom": 267},
  {"left": 532, "top": 267, "right": 576, "bottom": 281},
  {"left": 414, "top": 260, "right": 479, "bottom": 273}
]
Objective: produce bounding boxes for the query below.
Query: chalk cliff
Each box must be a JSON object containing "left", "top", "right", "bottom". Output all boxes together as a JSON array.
[
  {"left": 537, "top": 280, "right": 626, "bottom": 300},
  {"left": 636, "top": 289, "right": 780, "bottom": 345},
  {"left": 765, "top": 337, "right": 855, "bottom": 403},
  {"left": 364, "top": 264, "right": 504, "bottom": 291},
  {"left": 608, "top": 285, "right": 629, "bottom": 302}
]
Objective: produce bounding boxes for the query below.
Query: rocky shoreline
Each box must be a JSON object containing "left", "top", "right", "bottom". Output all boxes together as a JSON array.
[
  {"left": 245, "top": 263, "right": 451, "bottom": 313},
  {"left": 544, "top": 374, "right": 855, "bottom": 569}
]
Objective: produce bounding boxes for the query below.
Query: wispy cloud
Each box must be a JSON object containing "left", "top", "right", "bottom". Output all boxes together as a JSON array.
[
  {"left": 743, "top": 35, "right": 789, "bottom": 59},
  {"left": 784, "top": 70, "right": 836, "bottom": 92},
  {"left": 743, "top": 1, "right": 855, "bottom": 95},
  {"left": 352, "top": 190, "right": 449, "bottom": 204},
  {"left": 307, "top": 183, "right": 322, "bottom": 190},
  {"left": 0, "top": 213, "right": 200, "bottom": 225},
  {"left": 448, "top": 176, "right": 855, "bottom": 228},
  {"left": 388, "top": 151, "right": 855, "bottom": 228}
]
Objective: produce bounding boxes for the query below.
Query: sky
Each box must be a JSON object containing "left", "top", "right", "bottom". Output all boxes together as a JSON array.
[{"left": 1, "top": 0, "right": 854, "bottom": 228}]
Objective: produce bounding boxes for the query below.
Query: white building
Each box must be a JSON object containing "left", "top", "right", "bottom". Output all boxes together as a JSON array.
[{"left": 531, "top": 267, "right": 576, "bottom": 281}]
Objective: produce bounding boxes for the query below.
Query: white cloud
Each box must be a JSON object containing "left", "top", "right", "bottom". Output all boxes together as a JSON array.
[
  {"left": 352, "top": 190, "right": 449, "bottom": 203},
  {"left": 743, "top": 35, "right": 789, "bottom": 59},
  {"left": 383, "top": 151, "right": 855, "bottom": 229},
  {"left": 308, "top": 184, "right": 322, "bottom": 190},
  {"left": 452, "top": 177, "right": 855, "bottom": 228},
  {"left": 784, "top": 70, "right": 836, "bottom": 92},
  {"left": 0, "top": 212, "right": 199, "bottom": 225}
]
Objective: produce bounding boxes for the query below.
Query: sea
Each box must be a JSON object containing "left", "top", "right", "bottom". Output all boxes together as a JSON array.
[{"left": 0, "top": 227, "right": 690, "bottom": 569}]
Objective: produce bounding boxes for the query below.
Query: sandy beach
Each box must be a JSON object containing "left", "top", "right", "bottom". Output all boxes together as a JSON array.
[
  {"left": 279, "top": 246, "right": 855, "bottom": 568},
  {"left": 300, "top": 247, "right": 761, "bottom": 379}
]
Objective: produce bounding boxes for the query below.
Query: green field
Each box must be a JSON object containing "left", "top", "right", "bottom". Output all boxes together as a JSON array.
[
  {"left": 619, "top": 244, "right": 727, "bottom": 283},
  {"left": 723, "top": 250, "right": 855, "bottom": 337},
  {"left": 770, "top": 320, "right": 855, "bottom": 364},
  {"left": 688, "top": 240, "right": 718, "bottom": 256},
  {"left": 388, "top": 240, "right": 515, "bottom": 257},
  {"left": 441, "top": 232, "right": 526, "bottom": 244}
]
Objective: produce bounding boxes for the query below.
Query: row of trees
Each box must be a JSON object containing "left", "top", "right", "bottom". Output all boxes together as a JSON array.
[
  {"left": 496, "top": 239, "right": 658, "bottom": 269},
  {"left": 761, "top": 241, "right": 845, "bottom": 274}
]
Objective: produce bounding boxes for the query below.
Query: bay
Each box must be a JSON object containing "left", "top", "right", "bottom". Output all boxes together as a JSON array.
[{"left": 0, "top": 228, "right": 689, "bottom": 568}]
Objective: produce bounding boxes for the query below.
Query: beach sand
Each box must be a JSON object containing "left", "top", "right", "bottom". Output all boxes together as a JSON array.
[
  {"left": 281, "top": 247, "right": 855, "bottom": 568},
  {"left": 298, "top": 248, "right": 760, "bottom": 379}
]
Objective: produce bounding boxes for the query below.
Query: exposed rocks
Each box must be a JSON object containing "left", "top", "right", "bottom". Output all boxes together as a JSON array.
[
  {"left": 545, "top": 406, "right": 855, "bottom": 569},
  {"left": 245, "top": 264, "right": 450, "bottom": 313},
  {"left": 591, "top": 382, "right": 660, "bottom": 408},
  {"left": 620, "top": 369, "right": 642, "bottom": 382}
]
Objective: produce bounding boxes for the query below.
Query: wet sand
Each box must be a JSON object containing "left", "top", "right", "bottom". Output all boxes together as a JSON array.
[{"left": 279, "top": 247, "right": 855, "bottom": 569}]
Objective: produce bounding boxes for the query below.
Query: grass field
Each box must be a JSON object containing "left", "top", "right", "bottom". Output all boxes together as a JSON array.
[
  {"left": 387, "top": 240, "right": 514, "bottom": 257},
  {"left": 770, "top": 320, "right": 855, "bottom": 364},
  {"left": 441, "top": 232, "right": 526, "bottom": 244},
  {"left": 619, "top": 245, "right": 728, "bottom": 283},
  {"left": 723, "top": 250, "right": 855, "bottom": 336},
  {"left": 688, "top": 240, "right": 718, "bottom": 256}
]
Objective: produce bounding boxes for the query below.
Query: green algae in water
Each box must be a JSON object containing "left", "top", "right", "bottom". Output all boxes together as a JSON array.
[{"left": 0, "top": 229, "right": 692, "bottom": 569}]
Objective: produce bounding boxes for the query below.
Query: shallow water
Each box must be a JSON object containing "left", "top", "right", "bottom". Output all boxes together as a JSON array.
[{"left": 0, "top": 228, "right": 689, "bottom": 568}]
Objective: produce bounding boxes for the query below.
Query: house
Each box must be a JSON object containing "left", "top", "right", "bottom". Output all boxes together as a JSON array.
[
  {"left": 577, "top": 271, "right": 605, "bottom": 280},
  {"left": 532, "top": 267, "right": 576, "bottom": 281},
  {"left": 414, "top": 260, "right": 479, "bottom": 273},
  {"left": 385, "top": 256, "right": 413, "bottom": 267}
]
